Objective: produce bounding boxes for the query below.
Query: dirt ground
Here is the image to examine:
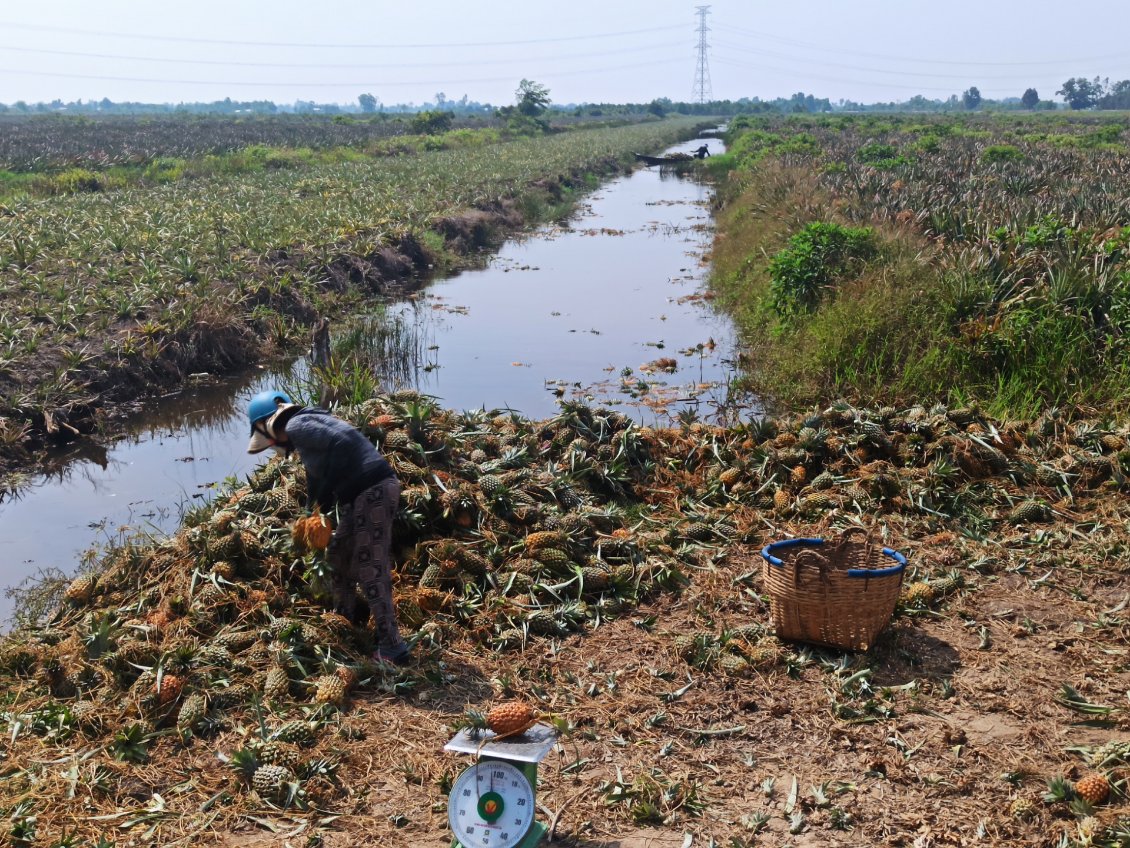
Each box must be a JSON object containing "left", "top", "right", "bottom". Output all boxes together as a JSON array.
[{"left": 204, "top": 535, "right": 1129, "bottom": 848}]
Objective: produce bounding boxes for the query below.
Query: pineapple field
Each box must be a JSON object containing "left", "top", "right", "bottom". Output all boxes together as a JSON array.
[
  {"left": 0, "top": 116, "right": 703, "bottom": 479},
  {"left": 0, "top": 390, "right": 1128, "bottom": 847}
]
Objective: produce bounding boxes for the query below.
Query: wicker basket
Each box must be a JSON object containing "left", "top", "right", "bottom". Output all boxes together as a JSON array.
[{"left": 760, "top": 528, "right": 907, "bottom": 651}]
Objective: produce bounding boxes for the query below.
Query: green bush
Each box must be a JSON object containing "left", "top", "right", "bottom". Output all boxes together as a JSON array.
[
  {"left": 51, "top": 168, "right": 103, "bottom": 194},
  {"left": 981, "top": 144, "right": 1023, "bottom": 165},
  {"left": 409, "top": 110, "right": 454, "bottom": 135},
  {"left": 768, "top": 222, "right": 876, "bottom": 317}
]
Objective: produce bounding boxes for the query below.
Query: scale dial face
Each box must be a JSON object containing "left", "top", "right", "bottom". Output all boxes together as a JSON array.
[{"left": 448, "top": 760, "right": 535, "bottom": 848}]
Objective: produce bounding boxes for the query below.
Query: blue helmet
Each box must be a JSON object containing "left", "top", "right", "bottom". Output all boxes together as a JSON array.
[{"left": 247, "top": 389, "right": 292, "bottom": 431}]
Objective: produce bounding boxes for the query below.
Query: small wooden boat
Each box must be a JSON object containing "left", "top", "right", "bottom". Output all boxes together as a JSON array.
[{"left": 634, "top": 152, "right": 693, "bottom": 166}]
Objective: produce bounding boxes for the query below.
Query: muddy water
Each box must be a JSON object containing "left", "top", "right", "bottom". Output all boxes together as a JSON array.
[{"left": 0, "top": 135, "right": 744, "bottom": 625}]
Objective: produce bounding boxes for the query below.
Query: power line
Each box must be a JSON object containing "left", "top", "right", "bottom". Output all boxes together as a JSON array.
[
  {"left": 0, "top": 20, "right": 686, "bottom": 50},
  {"left": 692, "top": 6, "right": 712, "bottom": 104},
  {"left": 714, "top": 22, "right": 1130, "bottom": 68},
  {"left": 711, "top": 56, "right": 1020, "bottom": 97},
  {"left": 0, "top": 40, "right": 685, "bottom": 70},
  {"left": 0, "top": 57, "right": 677, "bottom": 90},
  {"left": 711, "top": 40, "right": 1093, "bottom": 82}
]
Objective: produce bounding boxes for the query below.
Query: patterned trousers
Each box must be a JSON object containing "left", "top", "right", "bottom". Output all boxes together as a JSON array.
[{"left": 327, "top": 477, "right": 408, "bottom": 657}]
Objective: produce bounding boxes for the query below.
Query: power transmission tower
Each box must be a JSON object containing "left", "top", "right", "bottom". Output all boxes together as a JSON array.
[{"left": 692, "top": 5, "right": 712, "bottom": 104}]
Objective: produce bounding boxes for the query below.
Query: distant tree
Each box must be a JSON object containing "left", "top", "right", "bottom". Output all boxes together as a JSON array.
[
  {"left": 1057, "top": 77, "right": 1104, "bottom": 110},
  {"left": 962, "top": 86, "right": 982, "bottom": 110},
  {"left": 1021, "top": 88, "right": 1040, "bottom": 109},
  {"left": 647, "top": 97, "right": 671, "bottom": 117},
  {"left": 1098, "top": 79, "right": 1130, "bottom": 110},
  {"left": 358, "top": 93, "right": 378, "bottom": 113},
  {"left": 516, "top": 79, "right": 551, "bottom": 116}
]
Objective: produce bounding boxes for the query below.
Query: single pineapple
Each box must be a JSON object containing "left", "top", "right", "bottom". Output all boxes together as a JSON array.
[
  {"left": 1074, "top": 773, "right": 1110, "bottom": 805},
  {"left": 1008, "top": 500, "right": 1050, "bottom": 524},
  {"left": 486, "top": 700, "right": 540, "bottom": 737},
  {"left": 155, "top": 673, "right": 184, "bottom": 707},
  {"left": 772, "top": 488, "right": 791, "bottom": 511},
  {"left": 64, "top": 574, "right": 97, "bottom": 606},
  {"left": 524, "top": 530, "right": 566, "bottom": 551},
  {"left": 719, "top": 653, "right": 750, "bottom": 677},
  {"left": 314, "top": 674, "right": 347, "bottom": 706},
  {"left": 718, "top": 467, "right": 742, "bottom": 488},
  {"left": 799, "top": 492, "right": 832, "bottom": 512},
  {"left": 273, "top": 720, "right": 316, "bottom": 746},
  {"left": 254, "top": 740, "right": 300, "bottom": 770},
  {"left": 176, "top": 692, "right": 207, "bottom": 734},
  {"left": 790, "top": 464, "right": 808, "bottom": 485},
  {"left": 252, "top": 764, "right": 294, "bottom": 802},
  {"left": 902, "top": 581, "right": 937, "bottom": 607},
  {"left": 263, "top": 664, "right": 290, "bottom": 700},
  {"left": 1008, "top": 796, "right": 1036, "bottom": 820}
]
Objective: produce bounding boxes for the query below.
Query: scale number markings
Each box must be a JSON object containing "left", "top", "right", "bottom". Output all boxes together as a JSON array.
[{"left": 448, "top": 760, "right": 535, "bottom": 848}]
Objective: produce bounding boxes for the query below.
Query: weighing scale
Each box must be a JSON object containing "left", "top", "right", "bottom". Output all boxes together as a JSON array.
[{"left": 444, "top": 722, "right": 556, "bottom": 848}]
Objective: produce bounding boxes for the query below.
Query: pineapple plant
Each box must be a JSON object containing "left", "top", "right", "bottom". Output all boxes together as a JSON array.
[{"left": 486, "top": 700, "right": 540, "bottom": 737}]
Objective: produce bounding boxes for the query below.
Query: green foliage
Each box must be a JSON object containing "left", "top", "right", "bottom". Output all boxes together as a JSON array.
[
  {"left": 710, "top": 112, "right": 1130, "bottom": 413},
  {"left": 408, "top": 110, "right": 454, "bottom": 135},
  {"left": 981, "top": 144, "right": 1023, "bottom": 165},
  {"left": 515, "top": 79, "right": 551, "bottom": 117},
  {"left": 856, "top": 142, "right": 908, "bottom": 168},
  {"left": 768, "top": 222, "right": 875, "bottom": 317}
]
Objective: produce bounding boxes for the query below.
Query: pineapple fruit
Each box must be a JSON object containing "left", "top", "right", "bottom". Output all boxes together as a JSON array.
[
  {"left": 64, "top": 574, "right": 97, "bottom": 606},
  {"left": 252, "top": 763, "right": 295, "bottom": 802},
  {"left": 313, "top": 674, "right": 348, "bottom": 706},
  {"left": 1074, "top": 772, "right": 1110, "bottom": 805},
  {"left": 486, "top": 700, "right": 540, "bottom": 737}
]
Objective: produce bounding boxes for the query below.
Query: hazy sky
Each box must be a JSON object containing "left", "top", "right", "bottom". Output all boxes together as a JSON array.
[{"left": 2, "top": 1, "right": 1128, "bottom": 107}]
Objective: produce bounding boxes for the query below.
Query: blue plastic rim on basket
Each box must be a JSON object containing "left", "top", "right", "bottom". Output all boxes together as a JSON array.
[{"left": 760, "top": 537, "right": 908, "bottom": 578}]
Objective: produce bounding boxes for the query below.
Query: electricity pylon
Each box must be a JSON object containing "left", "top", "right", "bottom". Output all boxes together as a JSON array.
[{"left": 692, "top": 5, "right": 712, "bottom": 104}]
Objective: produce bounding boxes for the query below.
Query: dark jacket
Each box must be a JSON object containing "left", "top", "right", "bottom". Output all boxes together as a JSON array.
[{"left": 284, "top": 408, "right": 395, "bottom": 510}]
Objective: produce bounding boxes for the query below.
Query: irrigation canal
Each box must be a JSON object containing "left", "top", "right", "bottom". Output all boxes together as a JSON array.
[{"left": 0, "top": 133, "right": 748, "bottom": 625}]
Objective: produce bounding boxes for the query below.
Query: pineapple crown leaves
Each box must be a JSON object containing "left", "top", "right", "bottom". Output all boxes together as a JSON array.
[{"left": 225, "top": 746, "right": 262, "bottom": 783}]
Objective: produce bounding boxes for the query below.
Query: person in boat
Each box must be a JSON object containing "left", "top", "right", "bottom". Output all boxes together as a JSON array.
[
  {"left": 694, "top": 144, "right": 711, "bottom": 159},
  {"left": 246, "top": 389, "right": 411, "bottom": 668}
]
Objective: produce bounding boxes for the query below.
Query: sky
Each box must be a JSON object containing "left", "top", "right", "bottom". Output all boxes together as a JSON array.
[{"left": 2, "top": 1, "right": 1128, "bottom": 108}]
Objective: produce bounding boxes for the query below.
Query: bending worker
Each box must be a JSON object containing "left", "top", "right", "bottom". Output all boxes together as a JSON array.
[{"left": 246, "top": 389, "right": 411, "bottom": 667}]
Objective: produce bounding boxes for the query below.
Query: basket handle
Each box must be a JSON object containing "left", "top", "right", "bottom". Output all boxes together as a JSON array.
[{"left": 792, "top": 548, "right": 832, "bottom": 588}]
